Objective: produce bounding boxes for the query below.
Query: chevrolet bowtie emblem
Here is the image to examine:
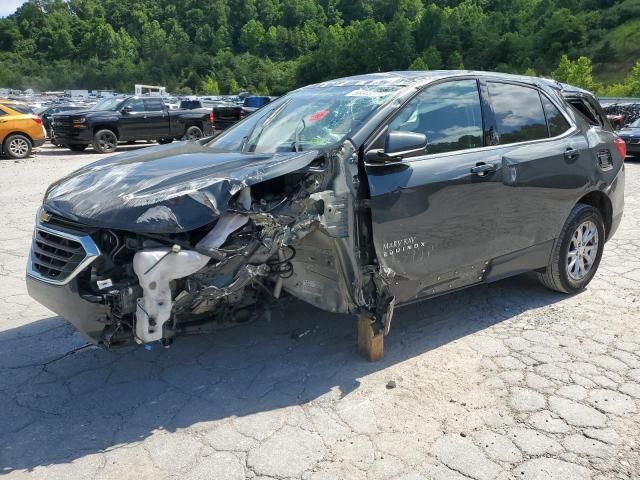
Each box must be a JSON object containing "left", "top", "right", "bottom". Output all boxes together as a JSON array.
[{"left": 39, "top": 208, "right": 51, "bottom": 223}]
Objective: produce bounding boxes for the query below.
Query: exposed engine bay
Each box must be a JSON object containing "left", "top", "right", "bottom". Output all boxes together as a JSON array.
[{"left": 33, "top": 140, "right": 385, "bottom": 347}]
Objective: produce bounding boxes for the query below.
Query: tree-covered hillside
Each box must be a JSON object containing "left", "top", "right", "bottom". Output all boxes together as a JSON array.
[{"left": 0, "top": 0, "right": 639, "bottom": 95}]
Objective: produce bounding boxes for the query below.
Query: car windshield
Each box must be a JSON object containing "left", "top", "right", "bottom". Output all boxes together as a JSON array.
[
  {"left": 630, "top": 119, "right": 640, "bottom": 128},
  {"left": 92, "top": 98, "right": 125, "bottom": 111},
  {"left": 209, "top": 85, "right": 400, "bottom": 153}
]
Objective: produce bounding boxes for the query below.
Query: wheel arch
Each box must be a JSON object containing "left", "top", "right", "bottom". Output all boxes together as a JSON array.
[
  {"left": 93, "top": 125, "right": 119, "bottom": 138},
  {"left": 3, "top": 130, "right": 34, "bottom": 145},
  {"left": 577, "top": 190, "right": 613, "bottom": 240},
  {"left": 1, "top": 131, "right": 33, "bottom": 155}
]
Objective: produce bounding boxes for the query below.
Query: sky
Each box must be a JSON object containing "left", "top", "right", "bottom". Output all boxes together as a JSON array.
[{"left": 0, "top": 0, "right": 26, "bottom": 18}]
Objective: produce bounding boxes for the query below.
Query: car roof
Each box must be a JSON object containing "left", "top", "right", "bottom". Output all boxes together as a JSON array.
[{"left": 311, "top": 70, "right": 589, "bottom": 96}]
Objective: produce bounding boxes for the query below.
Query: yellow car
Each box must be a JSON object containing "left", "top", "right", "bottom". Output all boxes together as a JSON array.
[{"left": 0, "top": 100, "right": 46, "bottom": 159}]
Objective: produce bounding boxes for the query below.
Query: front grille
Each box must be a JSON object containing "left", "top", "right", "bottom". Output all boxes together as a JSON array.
[
  {"left": 32, "top": 230, "right": 86, "bottom": 281},
  {"left": 28, "top": 213, "right": 101, "bottom": 285}
]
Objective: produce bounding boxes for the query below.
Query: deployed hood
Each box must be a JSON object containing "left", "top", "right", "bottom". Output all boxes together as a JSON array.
[{"left": 43, "top": 142, "right": 319, "bottom": 233}]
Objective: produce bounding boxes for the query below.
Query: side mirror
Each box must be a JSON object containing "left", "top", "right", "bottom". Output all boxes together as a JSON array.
[
  {"left": 366, "top": 130, "right": 427, "bottom": 163},
  {"left": 121, "top": 106, "right": 133, "bottom": 114}
]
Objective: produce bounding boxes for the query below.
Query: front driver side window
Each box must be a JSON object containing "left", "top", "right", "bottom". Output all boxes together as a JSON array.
[
  {"left": 388, "top": 80, "right": 484, "bottom": 155},
  {"left": 125, "top": 99, "right": 145, "bottom": 112}
]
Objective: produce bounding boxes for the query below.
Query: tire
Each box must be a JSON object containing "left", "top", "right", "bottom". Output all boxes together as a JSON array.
[
  {"left": 157, "top": 138, "right": 174, "bottom": 145},
  {"left": 68, "top": 144, "right": 88, "bottom": 152},
  {"left": 92, "top": 129, "right": 118, "bottom": 154},
  {"left": 3, "top": 134, "right": 32, "bottom": 159},
  {"left": 537, "top": 203, "right": 605, "bottom": 293},
  {"left": 184, "top": 125, "right": 203, "bottom": 141}
]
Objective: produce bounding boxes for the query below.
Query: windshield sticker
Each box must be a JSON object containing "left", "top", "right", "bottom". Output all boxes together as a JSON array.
[{"left": 309, "top": 110, "right": 330, "bottom": 122}]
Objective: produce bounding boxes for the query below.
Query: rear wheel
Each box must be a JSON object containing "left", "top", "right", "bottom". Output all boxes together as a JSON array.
[
  {"left": 68, "top": 144, "right": 88, "bottom": 152},
  {"left": 157, "top": 137, "right": 174, "bottom": 145},
  {"left": 184, "top": 126, "right": 203, "bottom": 141},
  {"left": 537, "top": 203, "right": 605, "bottom": 293},
  {"left": 93, "top": 129, "right": 118, "bottom": 154},
  {"left": 3, "top": 134, "right": 32, "bottom": 159}
]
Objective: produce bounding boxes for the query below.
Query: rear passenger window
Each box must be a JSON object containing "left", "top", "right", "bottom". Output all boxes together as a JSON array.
[
  {"left": 144, "top": 99, "right": 165, "bottom": 111},
  {"left": 540, "top": 95, "right": 571, "bottom": 137},
  {"left": 487, "top": 82, "right": 548, "bottom": 144},
  {"left": 389, "top": 80, "right": 484, "bottom": 155}
]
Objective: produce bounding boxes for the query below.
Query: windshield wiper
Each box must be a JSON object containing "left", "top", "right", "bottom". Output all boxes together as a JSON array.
[{"left": 242, "top": 99, "right": 291, "bottom": 153}]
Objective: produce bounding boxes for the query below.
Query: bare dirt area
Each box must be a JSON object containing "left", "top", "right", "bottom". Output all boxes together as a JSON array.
[{"left": 1, "top": 143, "right": 639, "bottom": 479}]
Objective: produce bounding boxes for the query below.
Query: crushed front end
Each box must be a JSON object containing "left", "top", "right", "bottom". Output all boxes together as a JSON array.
[{"left": 26, "top": 141, "right": 373, "bottom": 347}]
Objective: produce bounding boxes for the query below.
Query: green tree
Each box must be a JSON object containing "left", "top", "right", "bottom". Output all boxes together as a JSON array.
[{"left": 200, "top": 75, "right": 220, "bottom": 94}]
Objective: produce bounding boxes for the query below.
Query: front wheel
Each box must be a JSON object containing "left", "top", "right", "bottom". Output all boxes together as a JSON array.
[
  {"left": 184, "top": 126, "right": 203, "bottom": 141},
  {"left": 537, "top": 203, "right": 605, "bottom": 293},
  {"left": 93, "top": 129, "right": 118, "bottom": 154},
  {"left": 3, "top": 134, "right": 32, "bottom": 159}
]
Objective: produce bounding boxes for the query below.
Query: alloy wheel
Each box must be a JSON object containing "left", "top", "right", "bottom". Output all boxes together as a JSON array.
[
  {"left": 567, "top": 220, "right": 599, "bottom": 281},
  {"left": 9, "top": 137, "right": 29, "bottom": 157},
  {"left": 97, "top": 132, "right": 117, "bottom": 152}
]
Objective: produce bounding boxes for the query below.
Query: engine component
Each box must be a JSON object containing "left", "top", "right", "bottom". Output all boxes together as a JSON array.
[{"left": 133, "top": 247, "right": 209, "bottom": 343}]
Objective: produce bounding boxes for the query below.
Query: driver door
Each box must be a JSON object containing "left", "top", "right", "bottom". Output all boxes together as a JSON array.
[
  {"left": 119, "top": 98, "right": 146, "bottom": 139},
  {"left": 365, "top": 79, "right": 505, "bottom": 304}
]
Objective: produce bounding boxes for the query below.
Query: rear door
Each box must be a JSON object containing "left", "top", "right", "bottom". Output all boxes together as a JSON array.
[
  {"left": 142, "top": 98, "right": 170, "bottom": 138},
  {"left": 365, "top": 79, "right": 506, "bottom": 304},
  {"left": 480, "top": 81, "right": 586, "bottom": 260}
]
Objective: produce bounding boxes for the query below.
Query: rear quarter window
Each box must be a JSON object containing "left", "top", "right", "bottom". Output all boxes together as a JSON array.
[
  {"left": 3, "top": 103, "right": 34, "bottom": 114},
  {"left": 566, "top": 97, "right": 609, "bottom": 130}
]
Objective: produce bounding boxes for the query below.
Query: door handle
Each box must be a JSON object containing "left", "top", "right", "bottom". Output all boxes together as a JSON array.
[
  {"left": 470, "top": 162, "right": 497, "bottom": 176},
  {"left": 564, "top": 148, "right": 579, "bottom": 160}
]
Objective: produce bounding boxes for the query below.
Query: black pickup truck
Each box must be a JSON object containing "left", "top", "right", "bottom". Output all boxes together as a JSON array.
[
  {"left": 212, "top": 96, "right": 275, "bottom": 130},
  {"left": 52, "top": 96, "right": 214, "bottom": 153}
]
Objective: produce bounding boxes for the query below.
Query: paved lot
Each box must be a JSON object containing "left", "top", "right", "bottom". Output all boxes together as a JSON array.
[{"left": 1, "top": 143, "right": 639, "bottom": 479}]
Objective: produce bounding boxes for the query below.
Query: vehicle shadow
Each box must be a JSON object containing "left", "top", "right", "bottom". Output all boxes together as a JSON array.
[{"left": 0, "top": 274, "right": 568, "bottom": 473}]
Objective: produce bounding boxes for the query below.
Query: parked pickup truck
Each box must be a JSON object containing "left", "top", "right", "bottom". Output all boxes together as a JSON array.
[
  {"left": 52, "top": 96, "right": 214, "bottom": 153},
  {"left": 27, "top": 71, "right": 624, "bottom": 360},
  {"left": 212, "top": 96, "right": 275, "bottom": 131}
]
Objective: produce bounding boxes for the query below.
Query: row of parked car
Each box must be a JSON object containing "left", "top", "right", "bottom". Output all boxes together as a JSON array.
[
  {"left": 603, "top": 103, "right": 640, "bottom": 156},
  {"left": 0, "top": 94, "right": 274, "bottom": 158}
]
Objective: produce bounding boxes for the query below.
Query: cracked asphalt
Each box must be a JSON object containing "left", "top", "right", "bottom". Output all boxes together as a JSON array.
[{"left": 1, "top": 143, "right": 639, "bottom": 480}]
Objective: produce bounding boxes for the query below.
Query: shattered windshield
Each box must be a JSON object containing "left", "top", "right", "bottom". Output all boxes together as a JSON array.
[
  {"left": 92, "top": 97, "right": 125, "bottom": 111},
  {"left": 209, "top": 85, "right": 400, "bottom": 153}
]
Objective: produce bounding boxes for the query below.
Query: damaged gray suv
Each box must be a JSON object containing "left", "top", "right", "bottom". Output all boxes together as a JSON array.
[{"left": 27, "top": 71, "right": 625, "bottom": 353}]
